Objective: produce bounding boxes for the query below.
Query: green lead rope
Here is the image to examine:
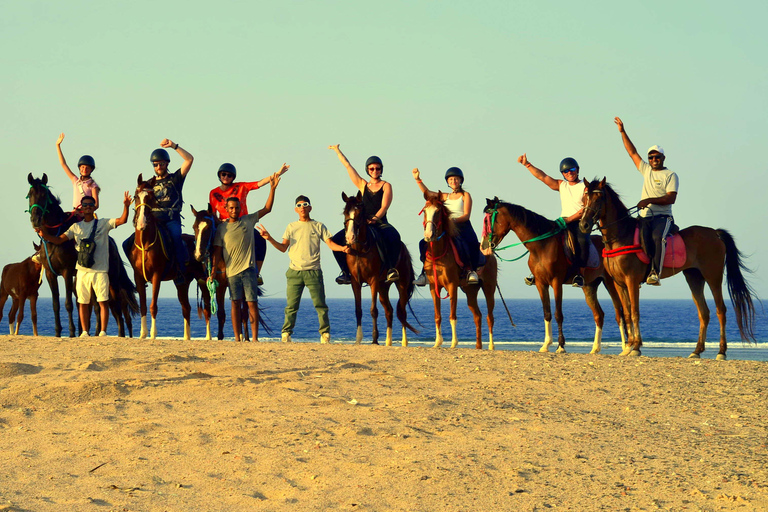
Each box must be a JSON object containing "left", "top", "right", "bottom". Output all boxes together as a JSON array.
[{"left": 492, "top": 215, "right": 567, "bottom": 262}]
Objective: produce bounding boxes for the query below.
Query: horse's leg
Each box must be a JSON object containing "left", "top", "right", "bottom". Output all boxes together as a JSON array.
[
  {"left": 136, "top": 277, "right": 149, "bottom": 339},
  {"left": 46, "top": 271, "right": 62, "bottom": 337},
  {"left": 395, "top": 281, "right": 409, "bottom": 347},
  {"left": 216, "top": 279, "right": 227, "bottom": 340},
  {"left": 621, "top": 280, "right": 642, "bottom": 356},
  {"left": 430, "top": 282, "right": 443, "bottom": 348},
  {"left": 483, "top": 280, "right": 496, "bottom": 351},
  {"left": 176, "top": 281, "right": 192, "bottom": 341},
  {"left": 30, "top": 295, "right": 38, "bottom": 337},
  {"left": 603, "top": 277, "right": 627, "bottom": 352},
  {"left": 683, "top": 268, "right": 710, "bottom": 359},
  {"left": 242, "top": 301, "right": 251, "bottom": 341},
  {"left": 536, "top": 284, "right": 553, "bottom": 352},
  {"left": 465, "top": 286, "right": 483, "bottom": 349},
  {"left": 378, "top": 284, "right": 394, "bottom": 347},
  {"left": 369, "top": 283, "right": 380, "bottom": 345},
  {"left": 149, "top": 275, "right": 162, "bottom": 339},
  {"left": 553, "top": 282, "right": 566, "bottom": 354},
  {"left": 582, "top": 284, "right": 604, "bottom": 354},
  {"left": 63, "top": 272, "right": 77, "bottom": 337},
  {"left": 706, "top": 273, "right": 728, "bottom": 361},
  {"left": 10, "top": 299, "right": 20, "bottom": 336},
  {"left": 352, "top": 282, "right": 364, "bottom": 344}
]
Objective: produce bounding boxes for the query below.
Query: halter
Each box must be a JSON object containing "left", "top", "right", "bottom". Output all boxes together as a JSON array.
[
  {"left": 482, "top": 207, "right": 567, "bottom": 262},
  {"left": 419, "top": 204, "right": 460, "bottom": 299},
  {"left": 194, "top": 211, "right": 219, "bottom": 314},
  {"left": 132, "top": 199, "right": 163, "bottom": 282},
  {"left": 581, "top": 187, "right": 641, "bottom": 244}
]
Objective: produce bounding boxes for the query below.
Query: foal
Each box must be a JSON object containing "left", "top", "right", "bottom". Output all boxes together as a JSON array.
[{"left": 0, "top": 246, "right": 44, "bottom": 336}]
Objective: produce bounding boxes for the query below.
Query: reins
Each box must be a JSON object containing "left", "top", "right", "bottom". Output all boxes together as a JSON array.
[{"left": 483, "top": 208, "right": 567, "bottom": 262}]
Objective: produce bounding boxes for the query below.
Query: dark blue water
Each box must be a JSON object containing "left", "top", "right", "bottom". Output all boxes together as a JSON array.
[{"left": 7, "top": 297, "right": 767, "bottom": 361}]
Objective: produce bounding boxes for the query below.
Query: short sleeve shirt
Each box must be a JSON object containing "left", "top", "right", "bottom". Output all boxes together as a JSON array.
[
  {"left": 213, "top": 212, "right": 260, "bottom": 277},
  {"left": 150, "top": 169, "right": 185, "bottom": 222},
  {"left": 637, "top": 161, "right": 678, "bottom": 218},
  {"left": 209, "top": 182, "right": 261, "bottom": 221},
  {"left": 64, "top": 218, "right": 117, "bottom": 273},
  {"left": 70, "top": 176, "right": 100, "bottom": 210},
  {"left": 282, "top": 220, "right": 332, "bottom": 271}
]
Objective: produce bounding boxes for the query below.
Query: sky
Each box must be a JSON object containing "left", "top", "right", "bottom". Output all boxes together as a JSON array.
[{"left": 2, "top": 0, "right": 767, "bottom": 308}]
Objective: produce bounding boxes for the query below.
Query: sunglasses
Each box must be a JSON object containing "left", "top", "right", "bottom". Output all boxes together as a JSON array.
[
  {"left": 295, "top": 202, "right": 310, "bottom": 208},
  {"left": 219, "top": 172, "right": 234, "bottom": 178},
  {"left": 648, "top": 154, "right": 664, "bottom": 160},
  {"left": 561, "top": 168, "right": 578, "bottom": 174},
  {"left": 152, "top": 162, "right": 166, "bottom": 167},
  {"left": 81, "top": 203, "right": 96, "bottom": 208}
]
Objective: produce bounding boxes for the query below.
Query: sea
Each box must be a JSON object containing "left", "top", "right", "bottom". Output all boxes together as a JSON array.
[{"left": 5, "top": 297, "right": 767, "bottom": 362}]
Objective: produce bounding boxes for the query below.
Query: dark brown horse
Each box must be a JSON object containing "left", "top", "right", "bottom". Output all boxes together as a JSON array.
[
  {"left": 342, "top": 191, "right": 418, "bottom": 345},
  {"left": 482, "top": 197, "right": 627, "bottom": 354},
  {"left": 128, "top": 175, "right": 212, "bottom": 340},
  {"left": 579, "top": 178, "right": 757, "bottom": 359},
  {"left": 420, "top": 195, "right": 499, "bottom": 349},
  {"left": 27, "top": 173, "right": 138, "bottom": 337},
  {"left": 0, "top": 245, "right": 43, "bottom": 336}
]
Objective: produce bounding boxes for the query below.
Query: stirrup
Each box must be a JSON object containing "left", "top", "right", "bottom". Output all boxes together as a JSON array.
[
  {"left": 646, "top": 271, "right": 660, "bottom": 286},
  {"left": 524, "top": 274, "right": 535, "bottom": 286},
  {"left": 386, "top": 268, "right": 399, "bottom": 283},
  {"left": 572, "top": 274, "right": 585, "bottom": 288},
  {"left": 257, "top": 273, "right": 264, "bottom": 286},
  {"left": 466, "top": 270, "right": 479, "bottom": 284}
]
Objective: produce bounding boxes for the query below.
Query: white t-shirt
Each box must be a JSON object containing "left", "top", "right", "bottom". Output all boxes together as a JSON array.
[
  {"left": 559, "top": 180, "right": 585, "bottom": 218},
  {"left": 64, "top": 218, "right": 117, "bottom": 273},
  {"left": 637, "top": 161, "right": 678, "bottom": 218}
]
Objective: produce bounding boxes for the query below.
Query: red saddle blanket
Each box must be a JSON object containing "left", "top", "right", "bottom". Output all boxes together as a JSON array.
[{"left": 633, "top": 227, "right": 687, "bottom": 268}]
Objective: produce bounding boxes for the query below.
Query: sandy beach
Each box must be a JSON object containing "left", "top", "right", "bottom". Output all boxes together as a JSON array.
[{"left": 0, "top": 334, "right": 766, "bottom": 511}]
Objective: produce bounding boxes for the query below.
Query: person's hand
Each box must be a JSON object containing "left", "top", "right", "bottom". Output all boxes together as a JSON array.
[
  {"left": 256, "top": 224, "right": 270, "bottom": 240},
  {"left": 56, "top": 133, "right": 65, "bottom": 146},
  {"left": 278, "top": 163, "right": 290, "bottom": 175},
  {"left": 518, "top": 153, "right": 529, "bottom": 167},
  {"left": 637, "top": 198, "right": 651, "bottom": 209},
  {"left": 270, "top": 174, "right": 281, "bottom": 187},
  {"left": 123, "top": 191, "right": 132, "bottom": 207},
  {"left": 343, "top": 246, "right": 350, "bottom": 254},
  {"left": 328, "top": 144, "right": 340, "bottom": 151},
  {"left": 614, "top": 117, "right": 625, "bottom": 133},
  {"left": 160, "top": 138, "right": 174, "bottom": 148},
  {"left": 34, "top": 228, "right": 44, "bottom": 237},
  {"left": 412, "top": 168, "right": 421, "bottom": 181}
]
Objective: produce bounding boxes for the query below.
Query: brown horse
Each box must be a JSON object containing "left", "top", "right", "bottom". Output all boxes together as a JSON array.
[
  {"left": 482, "top": 197, "right": 627, "bottom": 354},
  {"left": 420, "top": 195, "right": 499, "bottom": 349},
  {"left": 579, "top": 178, "right": 757, "bottom": 359},
  {"left": 27, "top": 173, "right": 138, "bottom": 337},
  {"left": 128, "top": 175, "right": 212, "bottom": 340},
  {"left": 0, "top": 245, "right": 43, "bottom": 336},
  {"left": 342, "top": 191, "right": 418, "bottom": 345}
]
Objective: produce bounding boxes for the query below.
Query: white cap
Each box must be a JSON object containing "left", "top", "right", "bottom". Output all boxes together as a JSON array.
[{"left": 647, "top": 145, "right": 665, "bottom": 155}]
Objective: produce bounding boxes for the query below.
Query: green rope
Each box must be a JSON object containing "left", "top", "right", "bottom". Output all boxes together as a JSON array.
[{"left": 491, "top": 214, "right": 567, "bottom": 262}]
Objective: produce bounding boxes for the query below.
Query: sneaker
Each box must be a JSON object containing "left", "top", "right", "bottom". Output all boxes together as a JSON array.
[
  {"left": 335, "top": 272, "right": 351, "bottom": 285},
  {"left": 646, "top": 271, "right": 661, "bottom": 286},
  {"left": 281, "top": 332, "right": 292, "bottom": 343},
  {"left": 524, "top": 274, "right": 535, "bottom": 286},
  {"left": 98, "top": 331, "right": 107, "bottom": 337},
  {"left": 321, "top": 332, "right": 330, "bottom": 344},
  {"left": 257, "top": 274, "right": 264, "bottom": 286},
  {"left": 572, "top": 275, "right": 585, "bottom": 288},
  {"left": 386, "top": 268, "right": 399, "bottom": 283},
  {"left": 80, "top": 331, "right": 89, "bottom": 338},
  {"left": 466, "top": 270, "right": 479, "bottom": 284},
  {"left": 414, "top": 271, "right": 427, "bottom": 287}
]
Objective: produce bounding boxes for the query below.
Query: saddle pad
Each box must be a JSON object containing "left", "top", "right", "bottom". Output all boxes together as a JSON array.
[{"left": 633, "top": 227, "right": 686, "bottom": 268}]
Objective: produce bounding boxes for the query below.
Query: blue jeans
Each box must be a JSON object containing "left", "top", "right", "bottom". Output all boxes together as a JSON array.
[
  {"left": 228, "top": 267, "right": 259, "bottom": 302},
  {"left": 163, "top": 218, "right": 188, "bottom": 267}
]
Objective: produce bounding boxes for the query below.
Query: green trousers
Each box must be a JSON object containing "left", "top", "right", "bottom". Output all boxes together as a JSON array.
[{"left": 282, "top": 268, "right": 330, "bottom": 335}]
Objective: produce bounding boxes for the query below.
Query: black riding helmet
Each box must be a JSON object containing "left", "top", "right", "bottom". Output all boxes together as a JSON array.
[
  {"left": 365, "top": 156, "right": 383, "bottom": 175},
  {"left": 78, "top": 155, "right": 95, "bottom": 170},
  {"left": 218, "top": 163, "right": 237, "bottom": 180},
  {"left": 150, "top": 148, "right": 171, "bottom": 163},
  {"left": 445, "top": 166, "right": 464, "bottom": 183},
  {"left": 559, "top": 157, "right": 579, "bottom": 174}
]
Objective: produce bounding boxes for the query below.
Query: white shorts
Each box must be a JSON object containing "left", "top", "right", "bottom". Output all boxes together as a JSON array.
[{"left": 77, "top": 271, "right": 110, "bottom": 304}]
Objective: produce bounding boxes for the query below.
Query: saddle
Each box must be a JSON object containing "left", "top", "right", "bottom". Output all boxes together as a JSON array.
[
  {"left": 633, "top": 227, "right": 686, "bottom": 268},
  {"left": 563, "top": 232, "right": 600, "bottom": 269}
]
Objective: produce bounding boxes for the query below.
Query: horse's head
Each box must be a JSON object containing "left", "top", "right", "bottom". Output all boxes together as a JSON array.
[
  {"left": 27, "top": 173, "right": 60, "bottom": 229},
  {"left": 191, "top": 203, "right": 218, "bottom": 262},
  {"left": 579, "top": 177, "right": 608, "bottom": 234},
  {"left": 420, "top": 193, "right": 456, "bottom": 242},
  {"left": 342, "top": 191, "right": 365, "bottom": 246},
  {"left": 481, "top": 196, "right": 509, "bottom": 254},
  {"left": 134, "top": 174, "right": 158, "bottom": 231}
]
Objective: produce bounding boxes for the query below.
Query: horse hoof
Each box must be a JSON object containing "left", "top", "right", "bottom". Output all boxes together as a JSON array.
[
  {"left": 538, "top": 347, "right": 550, "bottom": 353},
  {"left": 688, "top": 353, "right": 701, "bottom": 359},
  {"left": 716, "top": 354, "right": 727, "bottom": 361},
  {"left": 629, "top": 350, "right": 641, "bottom": 357},
  {"left": 555, "top": 347, "right": 566, "bottom": 354}
]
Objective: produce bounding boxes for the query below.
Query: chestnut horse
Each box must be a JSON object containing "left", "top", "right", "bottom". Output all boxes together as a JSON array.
[
  {"left": 0, "top": 245, "right": 43, "bottom": 335},
  {"left": 579, "top": 178, "right": 757, "bottom": 359},
  {"left": 482, "top": 197, "right": 627, "bottom": 354},
  {"left": 128, "top": 175, "right": 212, "bottom": 340},
  {"left": 27, "top": 173, "right": 138, "bottom": 337},
  {"left": 342, "top": 191, "right": 418, "bottom": 345},
  {"left": 420, "top": 195, "right": 500, "bottom": 349}
]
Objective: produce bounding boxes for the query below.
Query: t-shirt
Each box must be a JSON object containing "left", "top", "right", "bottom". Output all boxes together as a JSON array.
[
  {"left": 69, "top": 176, "right": 100, "bottom": 210},
  {"left": 282, "top": 220, "right": 332, "bottom": 271},
  {"left": 559, "top": 180, "right": 585, "bottom": 218},
  {"left": 149, "top": 169, "right": 185, "bottom": 222},
  {"left": 213, "top": 212, "right": 260, "bottom": 277},
  {"left": 209, "top": 182, "right": 261, "bottom": 221},
  {"left": 64, "top": 218, "right": 117, "bottom": 273},
  {"left": 637, "top": 161, "right": 679, "bottom": 218}
]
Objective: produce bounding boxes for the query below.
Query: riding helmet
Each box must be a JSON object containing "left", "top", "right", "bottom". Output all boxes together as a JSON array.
[
  {"left": 78, "top": 155, "right": 96, "bottom": 170},
  {"left": 445, "top": 166, "right": 464, "bottom": 183},
  {"left": 218, "top": 163, "right": 237, "bottom": 180},
  {"left": 365, "top": 156, "right": 383, "bottom": 174},
  {"left": 150, "top": 148, "right": 171, "bottom": 163},
  {"left": 559, "top": 157, "right": 579, "bottom": 174}
]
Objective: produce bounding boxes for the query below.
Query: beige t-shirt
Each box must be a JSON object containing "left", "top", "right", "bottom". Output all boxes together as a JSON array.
[
  {"left": 213, "top": 212, "right": 259, "bottom": 277},
  {"left": 282, "top": 220, "right": 332, "bottom": 271}
]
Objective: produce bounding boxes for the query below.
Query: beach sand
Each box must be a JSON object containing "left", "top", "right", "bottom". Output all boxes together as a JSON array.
[{"left": 0, "top": 334, "right": 766, "bottom": 511}]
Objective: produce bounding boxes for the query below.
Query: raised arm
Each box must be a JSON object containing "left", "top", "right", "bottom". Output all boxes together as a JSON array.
[
  {"left": 160, "top": 138, "right": 194, "bottom": 177},
  {"left": 257, "top": 225, "right": 289, "bottom": 253},
  {"left": 412, "top": 168, "right": 442, "bottom": 200},
  {"left": 56, "top": 133, "right": 76, "bottom": 181},
  {"left": 614, "top": 117, "right": 643, "bottom": 169},
  {"left": 519, "top": 153, "right": 560, "bottom": 191},
  {"left": 114, "top": 191, "right": 132, "bottom": 227},
  {"left": 256, "top": 174, "right": 281, "bottom": 218},
  {"left": 256, "top": 163, "right": 290, "bottom": 188},
  {"left": 329, "top": 144, "right": 367, "bottom": 191}
]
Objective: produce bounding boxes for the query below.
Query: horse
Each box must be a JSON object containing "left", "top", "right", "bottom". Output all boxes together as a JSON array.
[
  {"left": 0, "top": 244, "right": 44, "bottom": 336},
  {"left": 342, "top": 191, "right": 419, "bottom": 345},
  {"left": 579, "top": 178, "right": 757, "bottom": 359},
  {"left": 482, "top": 197, "right": 627, "bottom": 354},
  {"left": 420, "top": 194, "right": 499, "bottom": 349},
  {"left": 128, "top": 175, "right": 213, "bottom": 340},
  {"left": 190, "top": 204, "right": 262, "bottom": 341},
  {"left": 27, "top": 173, "right": 138, "bottom": 337}
]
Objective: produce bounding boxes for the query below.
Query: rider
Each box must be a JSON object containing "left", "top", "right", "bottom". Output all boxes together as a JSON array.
[
  {"left": 56, "top": 133, "right": 100, "bottom": 212},
  {"left": 519, "top": 153, "right": 589, "bottom": 288},
  {"left": 412, "top": 167, "right": 484, "bottom": 285},
  {"left": 328, "top": 144, "right": 402, "bottom": 284},
  {"left": 614, "top": 117, "right": 678, "bottom": 286},
  {"left": 209, "top": 162, "right": 289, "bottom": 284},
  {"left": 148, "top": 139, "right": 194, "bottom": 277}
]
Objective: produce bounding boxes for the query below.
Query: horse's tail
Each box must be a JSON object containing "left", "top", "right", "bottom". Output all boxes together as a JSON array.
[
  {"left": 399, "top": 244, "right": 420, "bottom": 333},
  {"left": 109, "top": 238, "right": 139, "bottom": 317},
  {"left": 718, "top": 229, "right": 758, "bottom": 341}
]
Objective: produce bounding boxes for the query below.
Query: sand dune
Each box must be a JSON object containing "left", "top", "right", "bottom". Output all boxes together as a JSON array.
[{"left": 0, "top": 334, "right": 766, "bottom": 511}]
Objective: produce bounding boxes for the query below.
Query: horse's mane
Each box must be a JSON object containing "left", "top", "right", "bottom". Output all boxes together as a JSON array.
[
  {"left": 486, "top": 198, "right": 556, "bottom": 236},
  {"left": 586, "top": 179, "right": 630, "bottom": 215},
  {"left": 426, "top": 195, "right": 459, "bottom": 238}
]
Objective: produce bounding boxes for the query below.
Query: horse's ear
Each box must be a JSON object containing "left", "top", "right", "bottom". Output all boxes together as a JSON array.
[
  {"left": 42, "top": 173, "right": 48, "bottom": 185},
  {"left": 583, "top": 178, "right": 589, "bottom": 187},
  {"left": 600, "top": 177, "right": 606, "bottom": 188},
  {"left": 355, "top": 190, "right": 362, "bottom": 201},
  {"left": 342, "top": 191, "right": 349, "bottom": 202},
  {"left": 33, "top": 242, "right": 40, "bottom": 251},
  {"left": 423, "top": 190, "right": 430, "bottom": 201},
  {"left": 190, "top": 205, "right": 198, "bottom": 216},
  {"left": 207, "top": 203, "right": 213, "bottom": 214},
  {"left": 137, "top": 173, "right": 143, "bottom": 185},
  {"left": 28, "top": 173, "right": 34, "bottom": 185}
]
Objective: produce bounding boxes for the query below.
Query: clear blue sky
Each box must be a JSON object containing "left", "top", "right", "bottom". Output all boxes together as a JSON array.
[{"left": 2, "top": 0, "right": 766, "bottom": 304}]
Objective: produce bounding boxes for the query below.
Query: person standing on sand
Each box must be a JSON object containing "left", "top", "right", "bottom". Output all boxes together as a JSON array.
[
  {"left": 210, "top": 174, "right": 281, "bottom": 342},
  {"left": 56, "top": 133, "right": 100, "bottom": 213},
  {"left": 36, "top": 192, "right": 132, "bottom": 337},
  {"left": 258, "top": 195, "right": 350, "bottom": 344},
  {"left": 518, "top": 153, "right": 589, "bottom": 288},
  {"left": 614, "top": 117, "right": 679, "bottom": 286},
  {"left": 209, "top": 162, "right": 289, "bottom": 285}
]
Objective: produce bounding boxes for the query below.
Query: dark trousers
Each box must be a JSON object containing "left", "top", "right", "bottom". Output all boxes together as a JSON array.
[
  {"left": 418, "top": 221, "right": 485, "bottom": 270},
  {"left": 566, "top": 221, "right": 590, "bottom": 269},
  {"left": 332, "top": 223, "right": 402, "bottom": 273},
  {"left": 639, "top": 215, "right": 674, "bottom": 273}
]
